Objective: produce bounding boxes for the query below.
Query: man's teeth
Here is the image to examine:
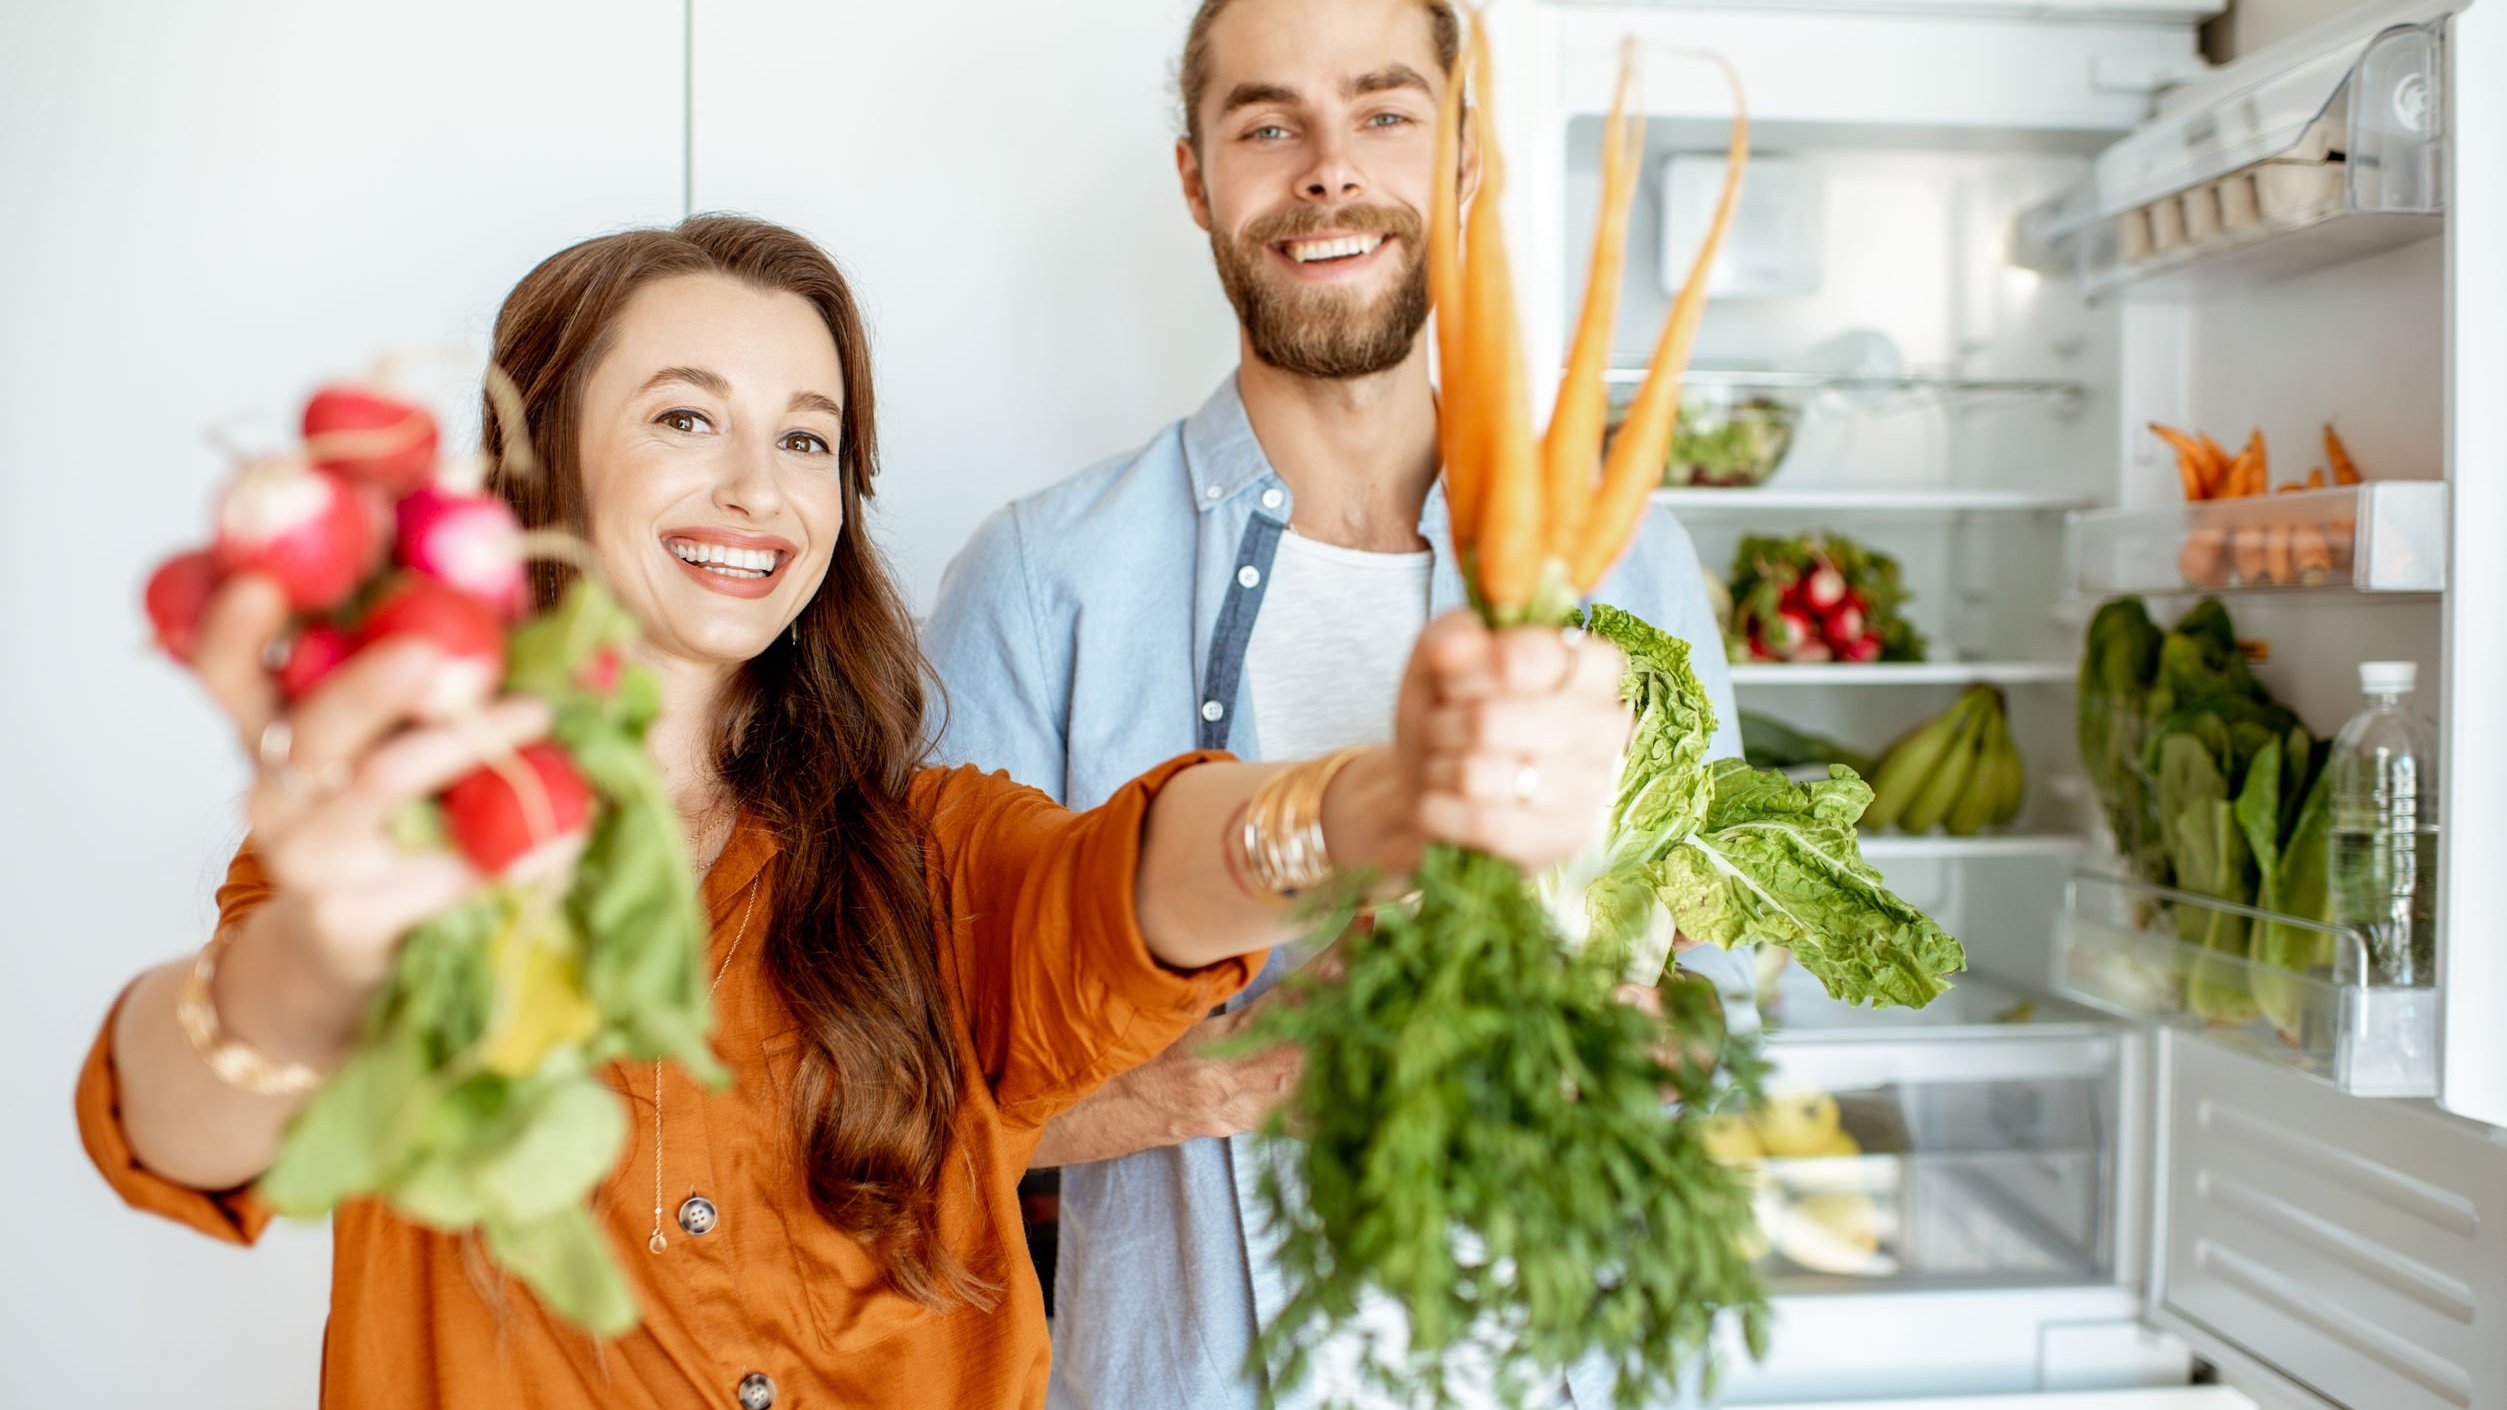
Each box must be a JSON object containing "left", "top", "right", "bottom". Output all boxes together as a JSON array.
[
  {"left": 1286, "top": 234, "right": 1383, "bottom": 263},
  {"left": 668, "top": 539, "right": 779, "bottom": 578}
]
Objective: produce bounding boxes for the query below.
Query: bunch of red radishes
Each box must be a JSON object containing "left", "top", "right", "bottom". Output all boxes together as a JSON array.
[
  {"left": 1725, "top": 532, "right": 1925, "bottom": 666},
  {"left": 1754, "top": 556, "right": 1878, "bottom": 664},
  {"left": 145, "top": 386, "right": 591, "bottom": 879}
]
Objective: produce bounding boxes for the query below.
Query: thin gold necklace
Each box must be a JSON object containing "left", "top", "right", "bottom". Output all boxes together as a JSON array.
[{"left": 648, "top": 870, "right": 762, "bottom": 1255}]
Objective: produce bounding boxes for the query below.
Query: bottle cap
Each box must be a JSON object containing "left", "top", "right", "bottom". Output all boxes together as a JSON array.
[{"left": 2360, "top": 660, "right": 2418, "bottom": 694}]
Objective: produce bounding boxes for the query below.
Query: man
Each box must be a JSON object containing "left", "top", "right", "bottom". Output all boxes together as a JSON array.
[{"left": 923, "top": 0, "right": 1743, "bottom": 1404}]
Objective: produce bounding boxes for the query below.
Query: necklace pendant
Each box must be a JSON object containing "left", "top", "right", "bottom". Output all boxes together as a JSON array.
[{"left": 649, "top": 1230, "right": 668, "bottom": 1254}]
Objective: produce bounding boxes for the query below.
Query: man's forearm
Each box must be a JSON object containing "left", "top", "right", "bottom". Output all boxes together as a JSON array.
[
  {"left": 1030, "top": 1053, "right": 1203, "bottom": 1169},
  {"left": 1029, "top": 1004, "right": 1301, "bottom": 1169}
]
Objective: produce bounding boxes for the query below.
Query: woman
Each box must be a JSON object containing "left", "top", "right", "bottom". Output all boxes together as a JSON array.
[{"left": 77, "top": 215, "right": 1633, "bottom": 1409}]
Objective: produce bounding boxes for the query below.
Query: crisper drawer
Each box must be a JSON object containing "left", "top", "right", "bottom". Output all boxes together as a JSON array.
[
  {"left": 2153, "top": 1035, "right": 2507, "bottom": 1410},
  {"left": 1737, "top": 967, "right": 2125, "bottom": 1292}
]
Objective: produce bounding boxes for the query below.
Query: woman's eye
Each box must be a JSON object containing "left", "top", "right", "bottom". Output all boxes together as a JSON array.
[
  {"left": 658, "top": 409, "right": 712, "bottom": 434},
  {"left": 782, "top": 431, "right": 832, "bottom": 456}
]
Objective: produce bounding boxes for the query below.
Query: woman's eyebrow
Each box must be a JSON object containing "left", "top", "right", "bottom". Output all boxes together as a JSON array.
[
  {"left": 637, "top": 365, "right": 732, "bottom": 398},
  {"left": 788, "top": 390, "right": 843, "bottom": 419}
]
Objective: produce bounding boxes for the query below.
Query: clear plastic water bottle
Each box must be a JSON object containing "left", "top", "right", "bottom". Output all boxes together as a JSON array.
[{"left": 2327, "top": 661, "right": 2440, "bottom": 986}]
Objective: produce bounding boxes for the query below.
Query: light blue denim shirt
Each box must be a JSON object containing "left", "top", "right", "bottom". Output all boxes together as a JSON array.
[{"left": 923, "top": 374, "right": 1743, "bottom": 1410}]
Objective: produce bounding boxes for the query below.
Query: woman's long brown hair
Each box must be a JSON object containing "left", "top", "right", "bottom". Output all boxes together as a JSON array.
[{"left": 483, "top": 214, "right": 990, "bottom": 1311}]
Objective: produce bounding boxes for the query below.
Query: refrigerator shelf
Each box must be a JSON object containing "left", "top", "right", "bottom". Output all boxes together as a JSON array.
[
  {"left": 2055, "top": 871, "right": 2437, "bottom": 1098},
  {"left": 1858, "top": 832, "right": 2092, "bottom": 862},
  {"left": 2016, "top": 13, "right": 2448, "bottom": 300},
  {"left": 1605, "top": 366, "right": 2087, "bottom": 418},
  {"left": 2065, "top": 481, "right": 2447, "bottom": 597},
  {"left": 1654, "top": 487, "right": 2091, "bottom": 515},
  {"left": 1731, "top": 661, "right": 2073, "bottom": 687}
]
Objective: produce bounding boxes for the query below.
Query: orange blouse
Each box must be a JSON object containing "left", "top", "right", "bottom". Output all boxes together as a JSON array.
[{"left": 76, "top": 755, "right": 1259, "bottom": 1409}]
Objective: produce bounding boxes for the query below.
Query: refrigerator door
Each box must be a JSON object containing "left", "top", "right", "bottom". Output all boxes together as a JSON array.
[
  {"left": 2148, "top": 1035, "right": 2507, "bottom": 1410},
  {"left": 2437, "top": 0, "right": 2507, "bottom": 1131}
]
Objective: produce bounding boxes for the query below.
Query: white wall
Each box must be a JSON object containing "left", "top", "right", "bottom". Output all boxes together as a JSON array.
[
  {"left": 0, "top": 2, "right": 1233, "bottom": 1403},
  {"left": 689, "top": 0, "right": 1242, "bottom": 608}
]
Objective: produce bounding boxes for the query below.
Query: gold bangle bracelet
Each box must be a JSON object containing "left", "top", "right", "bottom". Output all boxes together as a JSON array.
[
  {"left": 1240, "top": 745, "right": 1372, "bottom": 896},
  {"left": 174, "top": 925, "right": 327, "bottom": 1099}
]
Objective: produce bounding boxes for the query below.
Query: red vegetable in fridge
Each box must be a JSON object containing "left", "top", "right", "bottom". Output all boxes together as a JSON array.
[
  {"left": 353, "top": 577, "right": 507, "bottom": 718},
  {"left": 1767, "top": 608, "right": 1816, "bottom": 658},
  {"left": 397, "top": 485, "right": 526, "bottom": 616},
  {"left": 143, "top": 549, "right": 224, "bottom": 664},
  {"left": 1822, "top": 602, "right": 1867, "bottom": 651},
  {"left": 1840, "top": 636, "right": 1883, "bottom": 664},
  {"left": 303, "top": 384, "right": 441, "bottom": 494},
  {"left": 277, "top": 623, "right": 357, "bottom": 701},
  {"left": 441, "top": 741, "right": 593, "bottom": 880},
  {"left": 213, "top": 457, "right": 382, "bottom": 612},
  {"left": 1803, "top": 563, "right": 1847, "bottom": 612}
]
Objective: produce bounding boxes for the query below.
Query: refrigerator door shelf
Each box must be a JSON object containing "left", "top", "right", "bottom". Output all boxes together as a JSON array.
[
  {"left": 2066, "top": 482, "right": 2448, "bottom": 597},
  {"left": 1760, "top": 1391, "right": 2253, "bottom": 1410},
  {"left": 2056, "top": 872, "right": 2438, "bottom": 1099}
]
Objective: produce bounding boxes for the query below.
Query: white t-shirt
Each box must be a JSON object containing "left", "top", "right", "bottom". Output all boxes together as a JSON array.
[
  {"left": 1241, "top": 525, "right": 1562, "bottom": 1409},
  {"left": 1245, "top": 527, "right": 1433, "bottom": 761}
]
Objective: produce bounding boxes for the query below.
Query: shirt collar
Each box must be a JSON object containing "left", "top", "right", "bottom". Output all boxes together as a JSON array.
[
  {"left": 1183, "top": 369, "right": 1458, "bottom": 549},
  {"left": 1181, "top": 371, "right": 1277, "bottom": 512},
  {"left": 703, "top": 810, "right": 779, "bottom": 924}
]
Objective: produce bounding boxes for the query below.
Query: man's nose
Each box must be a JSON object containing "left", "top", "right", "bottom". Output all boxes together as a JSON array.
[{"left": 1299, "top": 129, "right": 1362, "bottom": 201}]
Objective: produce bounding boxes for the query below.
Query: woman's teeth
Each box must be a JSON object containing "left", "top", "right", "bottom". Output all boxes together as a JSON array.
[{"left": 668, "top": 539, "right": 780, "bottom": 579}]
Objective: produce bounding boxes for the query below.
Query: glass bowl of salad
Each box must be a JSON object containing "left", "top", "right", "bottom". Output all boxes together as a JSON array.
[{"left": 1662, "top": 390, "right": 1799, "bottom": 488}]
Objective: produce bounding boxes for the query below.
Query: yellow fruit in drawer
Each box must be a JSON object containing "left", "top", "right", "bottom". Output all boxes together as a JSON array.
[
  {"left": 1804, "top": 1130, "right": 1862, "bottom": 1159},
  {"left": 1750, "top": 1090, "right": 1842, "bottom": 1158},
  {"left": 1771, "top": 1191, "right": 1884, "bottom": 1276},
  {"left": 1701, "top": 1113, "right": 1764, "bottom": 1165}
]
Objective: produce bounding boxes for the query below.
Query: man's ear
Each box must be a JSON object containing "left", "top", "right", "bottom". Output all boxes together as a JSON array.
[
  {"left": 1177, "top": 137, "right": 1215, "bottom": 234},
  {"left": 1457, "top": 108, "right": 1484, "bottom": 211}
]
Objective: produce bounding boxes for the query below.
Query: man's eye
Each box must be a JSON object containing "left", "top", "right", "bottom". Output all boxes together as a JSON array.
[
  {"left": 1366, "top": 112, "right": 1409, "bottom": 129},
  {"left": 783, "top": 431, "right": 832, "bottom": 455},
  {"left": 1249, "top": 124, "right": 1291, "bottom": 141},
  {"left": 659, "top": 409, "right": 711, "bottom": 434}
]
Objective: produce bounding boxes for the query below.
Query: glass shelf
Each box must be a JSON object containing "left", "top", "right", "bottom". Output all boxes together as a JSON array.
[
  {"left": 1605, "top": 366, "right": 2086, "bottom": 417},
  {"left": 2055, "top": 871, "right": 2437, "bottom": 1098},
  {"left": 2017, "top": 15, "right": 2448, "bottom": 299},
  {"left": 1730, "top": 661, "right": 2074, "bottom": 687},
  {"left": 1857, "top": 833, "right": 2093, "bottom": 862},
  {"left": 2065, "top": 482, "right": 2447, "bottom": 596},
  {"left": 1655, "top": 487, "right": 2090, "bottom": 514}
]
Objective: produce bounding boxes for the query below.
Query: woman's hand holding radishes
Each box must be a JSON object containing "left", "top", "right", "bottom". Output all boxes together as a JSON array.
[{"left": 142, "top": 378, "right": 716, "bottom": 1336}]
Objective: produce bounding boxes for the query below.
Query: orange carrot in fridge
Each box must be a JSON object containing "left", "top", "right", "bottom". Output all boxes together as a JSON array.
[
  {"left": 2291, "top": 524, "right": 2334, "bottom": 584},
  {"left": 1430, "top": 37, "right": 1476, "bottom": 545},
  {"left": 2150, "top": 423, "right": 2212, "bottom": 499},
  {"left": 2325, "top": 423, "right": 2363, "bottom": 485},
  {"left": 1574, "top": 52, "right": 1748, "bottom": 593},
  {"left": 1460, "top": 20, "right": 1545, "bottom": 615},
  {"left": 1543, "top": 44, "right": 1642, "bottom": 562}
]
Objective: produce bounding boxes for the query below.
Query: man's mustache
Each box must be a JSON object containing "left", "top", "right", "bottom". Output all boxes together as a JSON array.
[{"left": 1238, "top": 203, "right": 1423, "bottom": 248}]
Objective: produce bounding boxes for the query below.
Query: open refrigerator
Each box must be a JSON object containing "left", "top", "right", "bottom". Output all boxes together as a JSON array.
[{"left": 1486, "top": 0, "right": 2507, "bottom": 1405}]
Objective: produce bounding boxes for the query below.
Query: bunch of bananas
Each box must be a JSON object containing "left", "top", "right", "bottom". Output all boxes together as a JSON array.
[{"left": 1863, "top": 684, "right": 2027, "bottom": 834}]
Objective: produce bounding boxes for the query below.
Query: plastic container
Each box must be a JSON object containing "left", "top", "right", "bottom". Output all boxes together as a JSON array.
[{"left": 2327, "top": 661, "right": 2440, "bottom": 986}]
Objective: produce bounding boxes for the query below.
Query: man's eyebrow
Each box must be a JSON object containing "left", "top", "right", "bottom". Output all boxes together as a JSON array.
[
  {"left": 789, "top": 390, "right": 843, "bottom": 420},
  {"left": 1348, "top": 64, "right": 1432, "bottom": 99},
  {"left": 1220, "top": 80, "right": 1303, "bottom": 117},
  {"left": 638, "top": 365, "right": 732, "bottom": 398}
]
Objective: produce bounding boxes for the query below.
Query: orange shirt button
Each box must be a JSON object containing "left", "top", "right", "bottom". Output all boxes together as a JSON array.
[
  {"left": 677, "top": 1195, "right": 718, "bottom": 1236},
  {"left": 736, "top": 1371, "right": 776, "bottom": 1409}
]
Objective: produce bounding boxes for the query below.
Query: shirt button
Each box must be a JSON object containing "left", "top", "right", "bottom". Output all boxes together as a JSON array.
[
  {"left": 1237, "top": 565, "right": 1262, "bottom": 588},
  {"left": 1204, "top": 484, "right": 1223, "bottom": 500},
  {"left": 1261, "top": 488, "right": 1284, "bottom": 509},
  {"left": 1201, "top": 700, "right": 1226, "bottom": 722},
  {"left": 737, "top": 1372, "right": 776, "bottom": 1409},
  {"left": 677, "top": 1195, "right": 718, "bottom": 1236}
]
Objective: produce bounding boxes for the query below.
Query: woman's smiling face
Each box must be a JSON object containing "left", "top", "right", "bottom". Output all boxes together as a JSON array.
[{"left": 573, "top": 271, "right": 849, "bottom": 672}]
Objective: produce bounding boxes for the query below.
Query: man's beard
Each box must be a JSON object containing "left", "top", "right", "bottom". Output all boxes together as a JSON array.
[{"left": 1212, "top": 203, "right": 1429, "bottom": 381}]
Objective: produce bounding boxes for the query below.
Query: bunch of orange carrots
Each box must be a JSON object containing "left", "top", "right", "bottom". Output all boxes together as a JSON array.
[
  {"left": 1434, "top": 27, "right": 1747, "bottom": 625},
  {"left": 2151, "top": 421, "right": 2364, "bottom": 588}
]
